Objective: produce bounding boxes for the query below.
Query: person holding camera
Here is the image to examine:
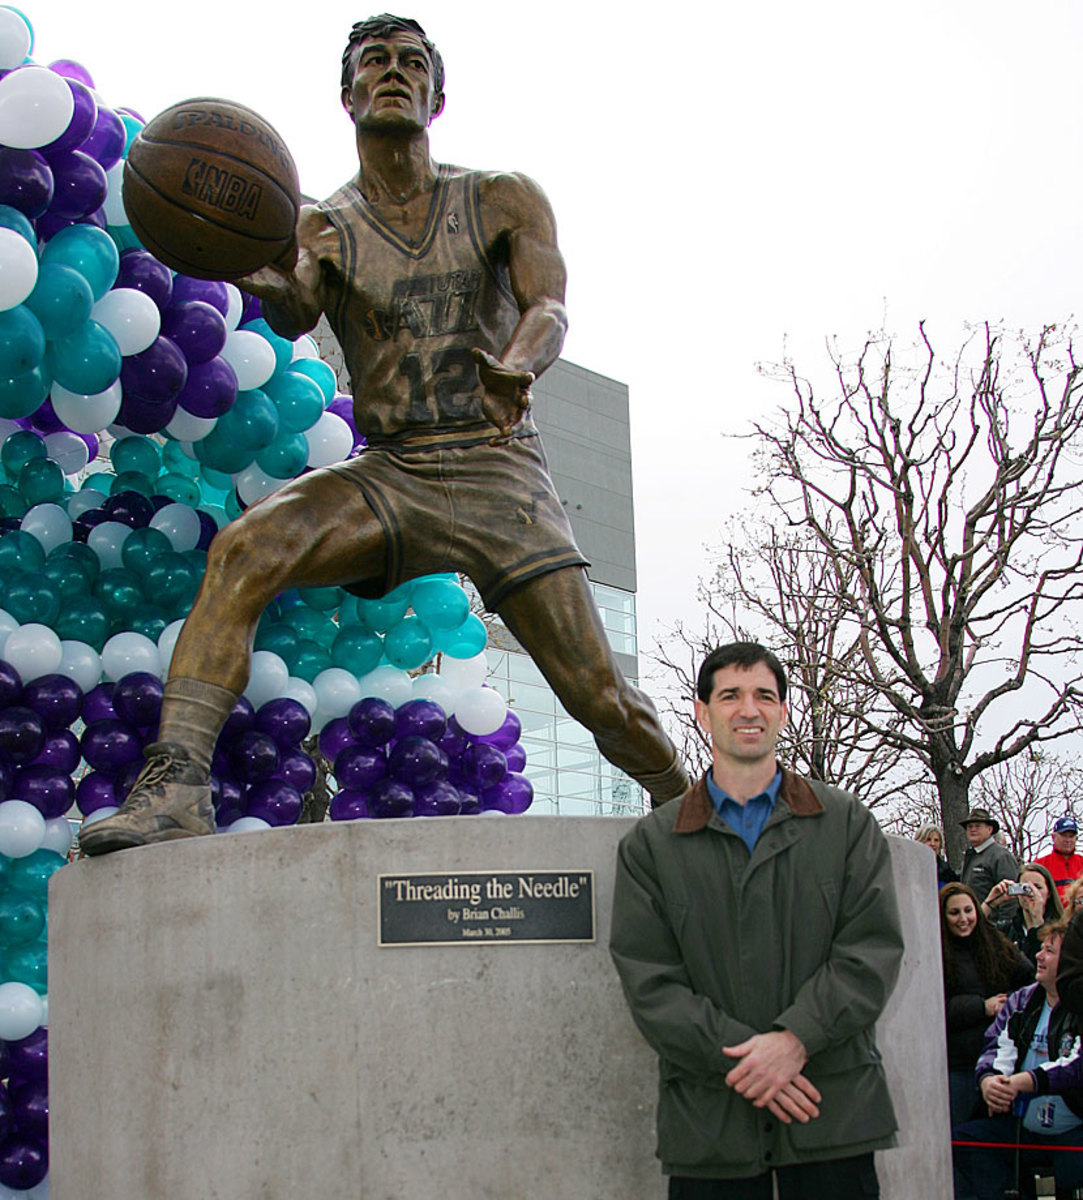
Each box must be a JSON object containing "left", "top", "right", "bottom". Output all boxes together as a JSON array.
[{"left": 982, "top": 863, "right": 1065, "bottom": 966}]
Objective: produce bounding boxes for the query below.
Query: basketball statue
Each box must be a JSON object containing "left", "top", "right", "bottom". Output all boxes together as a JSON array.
[{"left": 79, "top": 14, "right": 689, "bottom": 855}]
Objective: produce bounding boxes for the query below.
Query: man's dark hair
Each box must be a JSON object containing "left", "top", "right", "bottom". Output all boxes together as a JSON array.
[
  {"left": 696, "top": 642, "right": 788, "bottom": 704},
  {"left": 341, "top": 15, "right": 445, "bottom": 95}
]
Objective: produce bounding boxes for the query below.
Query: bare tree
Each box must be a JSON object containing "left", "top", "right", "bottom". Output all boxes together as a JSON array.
[
  {"left": 969, "top": 750, "right": 1083, "bottom": 863},
  {"left": 735, "top": 321, "right": 1083, "bottom": 866}
]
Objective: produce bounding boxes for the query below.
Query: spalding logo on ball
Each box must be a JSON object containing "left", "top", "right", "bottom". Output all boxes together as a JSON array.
[{"left": 123, "top": 97, "right": 300, "bottom": 282}]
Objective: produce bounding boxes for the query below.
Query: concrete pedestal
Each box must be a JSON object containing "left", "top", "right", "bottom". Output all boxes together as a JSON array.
[{"left": 48, "top": 819, "right": 949, "bottom": 1198}]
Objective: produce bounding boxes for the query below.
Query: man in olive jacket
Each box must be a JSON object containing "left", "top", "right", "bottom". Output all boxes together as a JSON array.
[{"left": 610, "top": 643, "right": 904, "bottom": 1198}]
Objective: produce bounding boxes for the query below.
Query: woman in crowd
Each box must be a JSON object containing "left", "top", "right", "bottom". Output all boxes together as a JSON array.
[
  {"left": 916, "top": 823, "right": 957, "bottom": 888},
  {"left": 982, "top": 861, "right": 1065, "bottom": 963},
  {"left": 941, "top": 881, "right": 1034, "bottom": 1127}
]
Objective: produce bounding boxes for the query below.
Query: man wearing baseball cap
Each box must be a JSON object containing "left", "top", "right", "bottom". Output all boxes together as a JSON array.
[
  {"left": 1036, "top": 815, "right": 1083, "bottom": 905},
  {"left": 960, "top": 807, "right": 1019, "bottom": 906}
]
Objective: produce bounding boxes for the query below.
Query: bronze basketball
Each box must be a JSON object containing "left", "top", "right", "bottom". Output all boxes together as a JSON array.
[{"left": 123, "top": 97, "right": 300, "bottom": 282}]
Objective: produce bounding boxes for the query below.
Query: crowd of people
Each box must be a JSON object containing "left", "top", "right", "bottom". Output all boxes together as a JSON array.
[{"left": 924, "top": 807, "right": 1083, "bottom": 1198}]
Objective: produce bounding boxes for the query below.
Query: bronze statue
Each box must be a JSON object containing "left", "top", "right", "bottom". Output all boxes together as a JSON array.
[{"left": 80, "top": 14, "right": 688, "bottom": 855}]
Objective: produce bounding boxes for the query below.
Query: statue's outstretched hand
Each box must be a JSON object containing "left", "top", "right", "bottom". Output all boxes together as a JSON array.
[
  {"left": 473, "top": 348, "right": 534, "bottom": 443},
  {"left": 236, "top": 239, "right": 300, "bottom": 302}
]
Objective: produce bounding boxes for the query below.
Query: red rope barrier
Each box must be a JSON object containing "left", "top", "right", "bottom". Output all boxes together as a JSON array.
[{"left": 953, "top": 1139, "right": 1083, "bottom": 1152}]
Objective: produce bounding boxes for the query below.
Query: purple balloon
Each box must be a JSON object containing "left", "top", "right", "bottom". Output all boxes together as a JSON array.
[
  {"left": 49, "top": 59, "right": 95, "bottom": 88},
  {"left": 504, "top": 742, "right": 527, "bottom": 773},
  {"left": 112, "top": 672, "right": 164, "bottom": 728},
  {"left": 171, "top": 276, "right": 229, "bottom": 315},
  {"left": 79, "top": 718, "right": 143, "bottom": 776},
  {"left": 317, "top": 717, "right": 355, "bottom": 763},
  {"left": 220, "top": 695, "right": 255, "bottom": 738},
  {"left": 461, "top": 743, "right": 508, "bottom": 791},
  {"left": 458, "top": 784, "right": 481, "bottom": 815},
  {"left": 37, "top": 206, "right": 106, "bottom": 240},
  {"left": 29, "top": 728, "right": 80, "bottom": 774},
  {"left": 334, "top": 744, "right": 387, "bottom": 791},
  {"left": 211, "top": 774, "right": 245, "bottom": 826},
  {"left": 0, "top": 661, "right": 22, "bottom": 708},
  {"left": 0, "top": 708, "right": 44, "bottom": 764},
  {"left": 328, "top": 394, "right": 354, "bottom": 423},
  {"left": 116, "top": 248, "right": 174, "bottom": 311},
  {"left": 0, "top": 1085, "right": 9, "bottom": 1146},
  {"left": 389, "top": 736, "right": 446, "bottom": 787},
  {"left": 437, "top": 716, "right": 469, "bottom": 760},
  {"left": 5, "top": 1028, "right": 46, "bottom": 1082},
  {"left": 45, "top": 149, "right": 107, "bottom": 219},
  {"left": 0, "top": 1136, "right": 47, "bottom": 1190},
  {"left": 75, "top": 771, "right": 115, "bottom": 815},
  {"left": 0, "top": 759, "right": 12, "bottom": 803},
  {"left": 0, "top": 149, "right": 52, "bottom": 219},
  {"left": 80, "top": 103, "right": 126, "bottom": 171},
  {"left": 474, "top": 709, "right": 522, "bottom": 751},
  {"left": 21, "top": 673, "right": 83, "bottom": 730},
  {"left": 228, "top": 730, "right": 279, "bottom": 783},
  {"left": 368, "top": 777, "right": 414, "bottom": 818},
  {"left": 117, "top": 391, "right": 178, "bottom": 435},
  {"left": 25, "top": 395, "right": 64, "bottom": 434},
  {"left": 161, "top": 301, "right": 227, "bottom": 364},
  {"left": 40, "top": 79, "right": 98, "bottom": 158},
  {"left": 347, "top": 696, "right": 396, "bottom": 748},
  {"left": 7, "top": 1075, "right": 47, "bottom": 1138},
  {"left": 245, "top": 778, "right": 302, "bottom": 826},
  {"left": 414, "top": 780, "right": 462, "bottom": 817},
  {"left": 275, "top": 748, "right": 316, "bottom": 793},
  {"left": 196, "top": 509, "right": 219, "bottom": 550},
  {"left": 12, "top": 764, "right": 73, "bottom": 818},
  {"left": 329, "top": 788, "right": 370, "bottom": 821},
  {"left": 121, "top": 335, "right": 188, "bottom": 403},
  {"left": 177, "top": 355, "right": 238, "bottom": 418},
  {"left": 481, "top": 772, "right": 534, "bottom": 815},
  {"left": 102, "top": 489, "right": 154, "bottom": 528},
  {"left": 239, "top": 291, "right": 262, "bottom": 324},
  {"left": 254, "top": 697, "right": 311, "bottom": 749},
  {"left": 394, "top": 698, "right": 447, "bottom": 743},
  {"left": 72, "top": 507, "right": 110, "bottom": 541}
]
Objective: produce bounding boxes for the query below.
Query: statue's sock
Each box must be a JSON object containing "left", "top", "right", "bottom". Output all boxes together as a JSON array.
[
  {"left": 636, "top": 754, "right": 691, "bottom": 808},
  {"left": 156, "top": 677, "right": 239, "bottom": 777}
]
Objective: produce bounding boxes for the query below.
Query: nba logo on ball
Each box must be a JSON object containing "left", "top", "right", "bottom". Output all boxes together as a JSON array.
[{"left": 123, "top": 97, "right": 300, "bottom": 282}]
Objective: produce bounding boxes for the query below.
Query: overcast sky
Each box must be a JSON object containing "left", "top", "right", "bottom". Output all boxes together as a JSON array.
[{"left": 35, "top": 0, "right": 1083, "bottom": 675}]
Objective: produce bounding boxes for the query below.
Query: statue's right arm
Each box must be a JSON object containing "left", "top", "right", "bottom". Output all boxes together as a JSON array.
[{"left": 236, "top": 204, "right": 337, "bottom": 340}]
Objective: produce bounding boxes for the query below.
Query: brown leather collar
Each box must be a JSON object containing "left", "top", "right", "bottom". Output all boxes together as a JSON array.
[{"left": 673, "top": 768, "right": 824, "bottom": 834}]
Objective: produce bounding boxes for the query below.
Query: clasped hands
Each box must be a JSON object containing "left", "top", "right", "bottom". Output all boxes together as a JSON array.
[
  {"left": 722, "top": 1030, "right": 821, "bottom": 1126},
  {"left": 980, "top": 1071, "right": 1034, "bottom": 1115}
]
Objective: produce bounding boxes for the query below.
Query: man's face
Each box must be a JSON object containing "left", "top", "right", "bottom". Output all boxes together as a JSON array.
[
  {"left": 965, "top": 821, "right": 994, "bottom": 847},
  {"left": 694, "top": 662, "right": 787, "bottom": 769},
  {"left": 341, "top": 32, "right": 445, "bottom": 132},
  {"left": 1053, "top": 829, "right": 1078, "bottom": 856},
  {"left": 1036, "top": 934, "right": 1063, "bottom": 993}
]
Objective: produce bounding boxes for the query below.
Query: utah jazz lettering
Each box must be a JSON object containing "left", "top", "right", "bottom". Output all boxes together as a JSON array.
[
  {"left": 181, "top": 159, "right": 262, "bottom": 220},
  {"left": 364, "top": 270, "right": 481, "bottom": 342}
]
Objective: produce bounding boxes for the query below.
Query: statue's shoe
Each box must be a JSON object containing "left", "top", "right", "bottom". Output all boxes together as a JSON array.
[{"left": 78, "top": 741, "right": 215, "bottom": 856}]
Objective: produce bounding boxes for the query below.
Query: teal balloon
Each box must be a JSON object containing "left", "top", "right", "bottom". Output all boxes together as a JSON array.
[
  {"left": 0, "top": 361, "right": 51, "bottom": 420},
  {"left": 265, "top": 372, "right": 325, "bottom": 434},
  {"left": 111, "top": 434, "right": 161, "bottom": 478},
  {"left": 432, "top": 612, "right": 488, "bottom": 658},
  {"left": 0, "top": 205, "right": 35, "bottom": 245},
  {"left": 357, "top": 593, "right": 410, "bottom": 633},
  {"left": 25, "top": 261, "right": 94, "bottom": 340},
  {"left": 143, "top": 551, "right": 199, "bottom": 608},
  {"left": 256, "top": 430, "right": 308, "bottom": 479},
  {"left": 1, "top": 429, "right": 44, "bottom": 479},
  {"left": 281, "top": 605, "right": 336, "bottom": 644},
  {"left": 411, "top": 578, "right": 470, "bottom": 631},
  {"left": 215, "top": 388, "right": 278, "bottom": 452},
  {"left": 0, "top": 858, "right": 11, "bottom": 892},
  {"left": 194, "top": 427, "right": 255, "bottom": 475},
  {"left": 109, "top": 469, "right": 156, "bottom": 497},
  {"left": 18, "top": 457, "right": 64, "bottom": 505},
  {"left": 224, "top": 489, "right": 244, "bottom": 520},
  {"left": 155, "top": 472, "right": 202, "bottom": 506},
  {"left": 49, "top": 539, "right": 100, "bottom": 585},
  {"left": 8, "top": 849, "right": 65, "bottom": 898},
  {"left": 0, "top": 530, "right": 44, "bottom": 573},
  {"left": 47, "top": 318, "right": 122, "bottom": 394},
  {"left": 40, "top": 222, "right": 120, "bottom": 300},
  {"left": 0, "top": 889, "right": 44, "bottom": 947},
  {"left": 4, "top": 939, "right": 48, "bottom": 994},
  {"left": 120, "top": 112, "right": 144, "bottom": 153},
  {"left": 332, "top": 625, "right": 383, "bottom": 676},
  {"left": 55, "top": 595, "right": 110, "bottom": 650},
  {"left": 292, "top": 638, "right": 333, "bottom": 682},
  {"left": 0, "top": 305, "right": 45, "bottom": 378},
  {"left": 161, "top": 439, "right": 201, "bottom": 478},
  {"left": 240, "top": 318, "right": 292, "bottom": 375},
  {"left": 81, "top": 470, "right": 113, "bottom": 494},
  {"left": 4, "top": 570, "right": 60, "bottom": 626},
  {"left": 253, "top": 621, "right": 301, "bottom": 670},
  {"left": 42, "top": 553, "right": 93, "bottom": 603},
  {"left": 0, "top": 483, "right": 25, "bottom": 518},
  {"left": 96, "top": 567, "right": 146, "bottom": 622},
  {"left": 120, "top": 526, "right": 172, "bottom": 576},
  {"left": 108, "top": 224, "right": 143, "bottom": 253},
  {"left": 337, "top": 595, "right": 367, "bottom": 630},
  {"left": 383, "top": 615, "right": 433, "bottom": 670},
  {"left": 129, "top": 603, "right": 170, "bottom": 642},
  {"left": 287, "top": 359, "right": 336, "bottom": 404},
  {"left": 297, "top": 585, "right": 341, "bottom": 613}
]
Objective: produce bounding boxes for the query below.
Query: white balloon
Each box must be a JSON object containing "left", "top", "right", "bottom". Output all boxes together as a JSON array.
[
  {"left": 165, "top": 408, "right": 216, "bottom": 442},
  {"left": 150, "top": 502, "right": 201, "bottom": 552},
  {"left": 244, "top": 650, "right": 288, "bottom": 709},
  {"left": 43, "top": 430, "right": 90, "bottom": 475},
  {"left": 223, "top": 816, "right": 271, "bottom": 834},
  {"left": 0, "top": 981, "right": 44, "bottom": 1040},
  {"left": 101, "top": 631, "right": 161, "bottom": 680},
  {"left": 0, "top": 225, "right": 37, "bottom": 310},
  {"left": 453, "top": 685, "right": 507, "bottom": 736},
  {"left": 290, "top": 334, "right": 319, "bottom": 361},
  {"left": 50, "top": 378, "right": 123, "bottom": 433},
  {"left": 356, "top": 665, "right": 412, "bottom": 709},
  {"left": 223, "top": 284, "right": 243, "bottom": 331},
  {"left": 312, "top": 667, "right": 363, "bottom": 719},
  {"left": 0, "top": 67, "right": 74, "bottom": 150},
  {"left": 20, "top": 503, "right": 72, "bottom": 555},
  {"left": 234, "top": 461, "right": 283, "bottom": 505},
  {"left": 220, "top": 329, "right": 275, "bottom": 390},
  {"left": 280, "top": 675, "right": 318, "bottom": 715},
  {"left": 157, "top": 618, "right": 187, "bottom": 676},
  {"left": 0, "top": 801, "right": 46, "bottom": 860},
  {"left": 65, "top": 489, "right": 105, "bottom": 519},
  {"left": 81, "top": 805, "right": 118, "bottom": 827},
  {"left": 41, "top": 816, "right": 74, "bottom": 858},
  {"left": 2, "top": 624, "right": 62, "bottom": 681},
  {"left": 92, "top": 287, "right": 160, "bottom": 356},
  {"left": 0, "top": 8, "right": 32, "bottom": 70},
  {"left": 102, "top": 159, "right": 126, "bottom": 224},
  {"left": 439, "top": 650, "right": 489, "bottom": 691},
  {"left": 304, "top": 411, "right": 353, "bottom": 468},
  {"left": 28, "top": 1172, "right": 50, "bottom": 1200},
  {"left": 411, "top": 672, "right": 456, "bottom": 710},
  {"left": 0, "top": 607, "right": 18, "bottom": 644},
  {"left": 86, "top": 519, "right": 132, "bottom": 569},
  {"left": 56, "top": 640, "right": 102, "bottom": 692},
  {"left": 38, "top": 995, "right": 47, "bottom": 1028}
]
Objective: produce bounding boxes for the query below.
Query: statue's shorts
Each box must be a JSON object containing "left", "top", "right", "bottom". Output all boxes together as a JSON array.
[{"left": 324, "top": 430, "right": 588, "bottom": 609}]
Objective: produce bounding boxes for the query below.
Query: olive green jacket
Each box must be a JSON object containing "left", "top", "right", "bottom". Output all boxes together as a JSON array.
[{"left": 609, "top": 770, "right": 903, "bottom": 1178}]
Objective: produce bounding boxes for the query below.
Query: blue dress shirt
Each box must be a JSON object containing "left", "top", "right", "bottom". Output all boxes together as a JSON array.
[{"left": 705, "top": 768, "right": 782, "bottom": 855}]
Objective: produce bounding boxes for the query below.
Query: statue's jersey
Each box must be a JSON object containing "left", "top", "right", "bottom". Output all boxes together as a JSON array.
[{"left": 315, "top": 165, "right": 523, "bottom": 444}]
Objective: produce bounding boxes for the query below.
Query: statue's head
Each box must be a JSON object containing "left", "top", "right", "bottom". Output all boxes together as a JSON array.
[{"left": 341, "top": 15, "right": 445, "bottom": 127}]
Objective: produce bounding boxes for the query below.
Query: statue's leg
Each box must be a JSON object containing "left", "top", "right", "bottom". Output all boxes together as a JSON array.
[
  {"left": 494, "top": 567, "right": 689, "bottom": 806},
  {"left": 79, "top": 469, "right": 387, "bottom": 855}
]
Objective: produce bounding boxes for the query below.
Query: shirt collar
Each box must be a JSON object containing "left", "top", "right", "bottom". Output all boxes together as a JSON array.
[{"left": 705, "top": 767, "right": 782, "bottom": 812}]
